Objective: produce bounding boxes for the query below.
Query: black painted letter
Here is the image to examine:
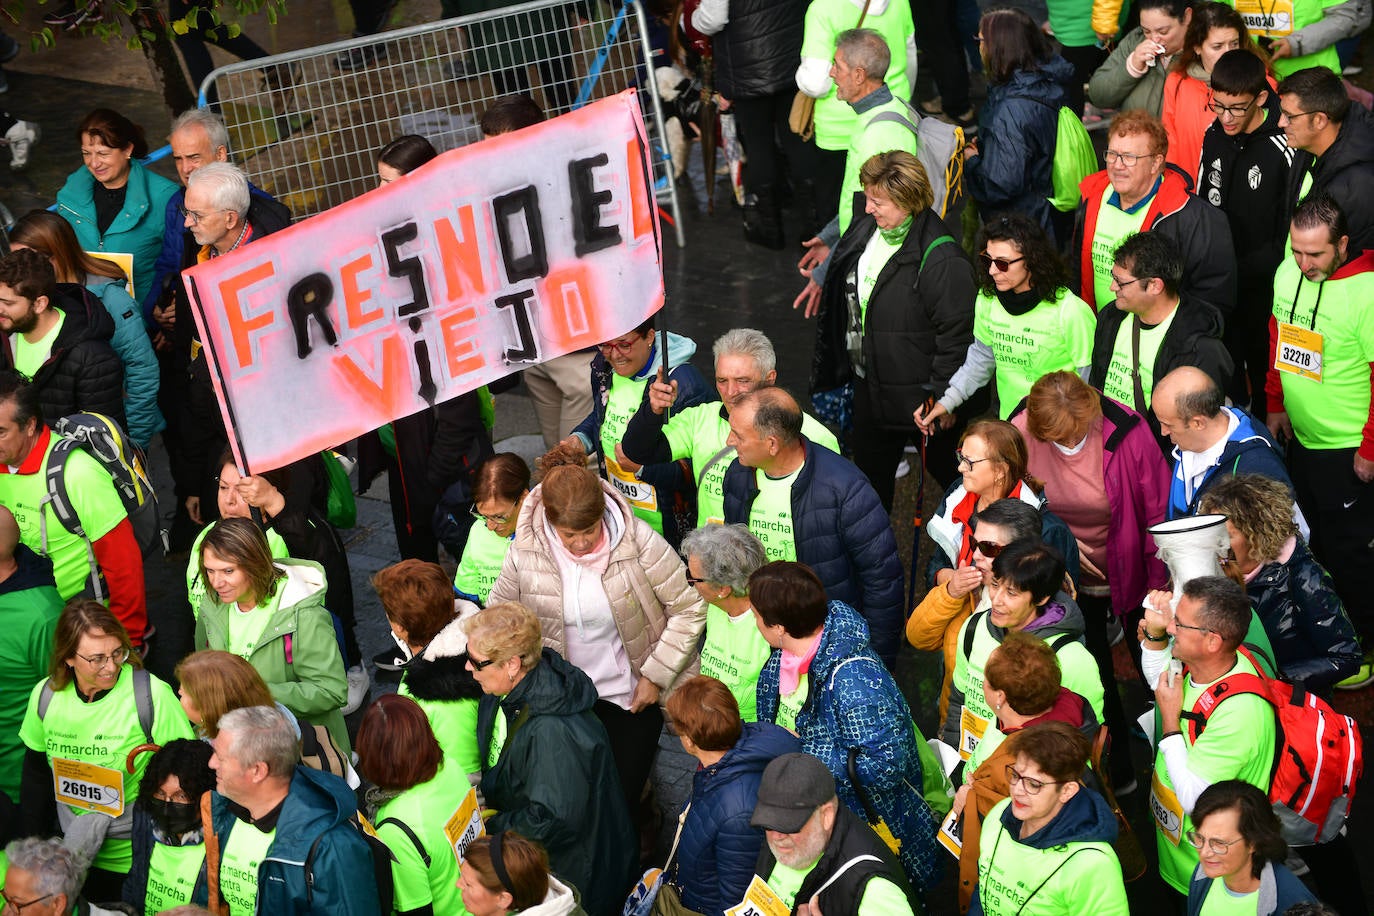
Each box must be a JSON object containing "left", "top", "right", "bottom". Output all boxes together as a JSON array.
[
  {"left": 381, "top": 222, "right": 430, "bottom": 317},
  {"left": 492, "top": 186, "right": 548, "bottom": 283},
  {"left": 286, "top": 272, "right": 339, "bottom": 360},
  {"left": 569, "top": 153, "right": 621, "bottom": 257},
  {"left": 495, "top": 289, "right": 539, "bottom": 363}
]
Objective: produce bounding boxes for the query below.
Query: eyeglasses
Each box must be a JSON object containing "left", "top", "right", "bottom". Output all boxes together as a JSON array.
[
  {"left": 1103, "top": 149, "right": 1157, "bottom": 166},
  {"left": 955, "top": 450, "right": 993, "bottom": 471},
  {"left": 685, "top": 575, "right": 709, "bottom": 586},
  {"left": 1210, "top": 98, "right": 1256, "bottom": 119},
  {"left": 1280, "top": 108, "right": 1318, "bottom": 122},
  {"left": 1110, "top": 273, "right": 1151, "bottom": 290},
  {"left": 978, "top": 252, "right": 1025, "bottom": 273},
  {"left": 972, "top": 540, "right": 1006, "bottom": 558},
  {"left": 1005, "top": 765, "right": 1061, "bottom": 795},
  {"left": 2, "top": 892, "right": 55, "bottom": 914},
  {"left": 597, "top": 335, "right": 644, "bottom": 356},
  {"left": 470, "top": 507, "right": 513, "bottom": 525},
  {"left": 1186, "top": 830, "right": 1246, "bottom": 855},
  {"left": 1173, "top": 619, "right": 1213, "bottom": 635},
  {"left": 178, "top": 205, "right": 229, "bottom": 226},
  {"left": 75, "top": 647, "right": 130, "bottom": 669}
]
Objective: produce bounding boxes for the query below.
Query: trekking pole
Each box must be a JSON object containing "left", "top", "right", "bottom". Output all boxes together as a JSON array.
[{"left": 906, "top": 395, "right": 934, "bottom": 612}]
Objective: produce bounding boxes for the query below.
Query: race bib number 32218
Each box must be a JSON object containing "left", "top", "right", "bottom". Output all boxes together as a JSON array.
[{"left": 1274, "top": 322, "right": 1323, "bottom": 382}]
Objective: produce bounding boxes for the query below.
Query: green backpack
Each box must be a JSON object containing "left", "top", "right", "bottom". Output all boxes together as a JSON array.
[{"left": 1036, "top": 100, "right": 1098, "bottom": 212}]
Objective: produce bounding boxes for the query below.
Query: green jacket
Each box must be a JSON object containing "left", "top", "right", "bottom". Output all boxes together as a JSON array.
[
  {"left": 195, "top": 559, "right": 350, "bottom": 754},
  {"left": 1088, "top": 28, "right": 1169, "bottom": 117}
]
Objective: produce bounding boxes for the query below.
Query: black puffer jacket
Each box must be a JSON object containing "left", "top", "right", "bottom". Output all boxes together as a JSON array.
[
  {"left": 0, "top": 284, "right": 125, "bottom": 427},
  {"left": 1285, "top": 103, "right": 1374, "bottom": 253},
  {"left": 812, "top": 207, "right": 975, "bottom": 428},
  {"left": 711, "top": 0, "right": 805, "bottom": 98},
  {"left": 1247, "top": 537, "right": 1362, "bottom": 695}
]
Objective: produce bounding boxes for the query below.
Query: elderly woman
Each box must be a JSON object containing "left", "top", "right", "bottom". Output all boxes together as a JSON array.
[
  {"left": 356, "top": 694, "right": 473, "bottom": 916},
  {"left": 192, "top": 518, "right": 349, "bottom": 754},
  {"left": 954, "top": 633, "right": 1100, "bottom": 911},
  {"left": 457, "top": 453, "right": 530, "bottom": 606},
  {"left": 970, "top": 722, "right": 1128, "bottom": 914},
  {"left": 812, "top": 150, "right": 975, "bottom": 505},
  {"left": 566, "top": 316, "right": 709, "bottom": 545},
  {"left": 463, "top": 602, "right": 635, "bottom": 916},
  {"left": 1088, "top": 0, "right": 1195, "bottom": 117},
  {"left": 752, "top": 561, "right": 941, "bottom": 894},
  {"left": 944, "top": 542, "right": 1105, "bottom": 765},
  {"left": 458, "top": 832, "right": 587, "bottom": 916},
  {"left": 916, "top": 216, "right": 1095, "bottom": 427},
  {"left": 680, "top": 523, "right": 772, "bottom": 722},
  {"left": 372, "top": 559, "right": 482, "bottom": 781},
  {"left": 925, "top": 418, "right": 1079, "bottom": 589},
  {"left": 3, "top": 839, "right": 88, "bottom": 916},
  {"left": 18, "top": 601, "right": 193, "bottom": 900},
  {"left": 665, "top": 676, "right": 800, "bottom": 916},
  {"left": 122, "top": 739, "right": 215, "bottom": 913},
  {"left": 1198, "top": 475, "right": 1361, "bottom": 694},
  {"left": 1011, "top": 369, "right": 1169, "bottom": 789},
  {"left": 56, "top": 108, "right": 178, "bottom": 304},
  {"left": 487, "top": 442, "right": 705, "bottom": 813},
  {"left": 1186, "top": 781, "right": 1318, "bottom": 915}
]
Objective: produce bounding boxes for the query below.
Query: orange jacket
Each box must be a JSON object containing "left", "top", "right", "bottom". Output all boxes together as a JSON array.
[{"left": 906, "top": 581, "right": 979, "bottom": 725}]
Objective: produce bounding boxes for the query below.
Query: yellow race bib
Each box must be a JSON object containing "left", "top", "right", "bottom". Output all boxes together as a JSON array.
[
  {"left": 1150, "top": 769, "right": 1185, "bottom": 846},
  {"left": 605, "top": 455, "right": 659, "bottom": 512},
  {"left": 444, "top": 786, "right": 485, "bottom": 862},
  {"left": 1233, "top": 0, "right": 1294, "bottom": 35},
  {"left": 1274, "top": 322, "right": 1324, "bottom": 382},
  {"left": 959, "top": 706, "right": 991, "bottom": 761},
  {"left": 53, "top": 757, "right": 125, "bottom": 817},
  {"left": 727, "top": 875, "right": 791, "bottom": 916}
]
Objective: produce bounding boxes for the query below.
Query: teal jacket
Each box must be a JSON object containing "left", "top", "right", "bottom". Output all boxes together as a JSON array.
[
  {"left": 194, "top": 559, "right": 350, "bottom": 754},
  {"left": 57, "top": 160, "right": 179, "bottom": 304},
  {"left": 85, "top": 274, "right": 163, "bottom": 447}
]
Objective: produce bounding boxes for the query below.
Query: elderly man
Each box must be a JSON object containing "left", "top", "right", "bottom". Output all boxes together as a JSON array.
[
  {"left": 201, "top": 705, "right": 379, "bottom": 915},
  {"left": 720, "top": 387, "right": 903, "bottom": 665},
  {"left": 621, "top": 328, "right": 839, "bottom": 529},
  {"left": 1088, "top": 232, "right": 1232, "bottom": 441},
  {"left": 2, "top": 837, "right": 123, "bottom": 916},
  {"left": 745, "top": 752, "right": 914, "bottom": 915},
  {"left": 1071, "top": 110, "right": 1236, "bottom": 317}
]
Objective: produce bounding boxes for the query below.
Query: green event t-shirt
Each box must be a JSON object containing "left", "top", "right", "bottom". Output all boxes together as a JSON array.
[
  {"left": 751, "top": 465, "right": 800, "bottom": 562},
  {"left": 1101, "top": 308, "right": 1179, "bottom": 411},
  {"left": 0, "top": 431, "right": 128, "bottom": 600},
  {"left": 776, "top": 673, "right": 809, "bottom": 734},
  {"left": 1221, "top": 0, "right": 1342, "bottom": 76},
  {"left": 973, "top": 288, "right": 1096, "bottom": 418},
  {"left": 1151, "top": 652, "right": 1275, "bottom": 892},
  {"left": 765, "top": 859, "right": 913, "bottom": 914},
  {"left": 840, "top": 97, "right": 920, "bottom": 235},
  {"left": 219, "top": 819, "right": 276, "bottom": 915},
  {"left": 700, "top": 605, "right": 772, "bottom": 723},
  {"left": 486, "top": 706, "right": 509, "bottom": 769},
  {"left": 1203, "top": 879, "right": 1262, "bottom": 915},
  {"left": 187, "top": 524, "right": 288, "bottom": 620},
  {"left": 229, "top": 602, "right": 276, "bottom": 659},
  {"left": 19, "top": 665, "right": 194, "bottom": 874},
  {"left": 399, "top": 678, "right": 483, "bottom": 776},
  {"left": 661, "top": 403, "right": 839, "bottom": 527},
  {"left": 454, "top": 518, "right": 512, "bottom": 604},
  {"left": 802, "top": 0, "right": 913, "bottom": 151},
  {"left": 1091, "top": 186, "right": 1154, "bottom": 309},
  {"left": 856, "top": 225, "right": 906, "bottom": 329},
  {"left": 13, "top": 310, "right": 65, "bottom": 379},
  {"left": 601, "top": 371, "right": 663, "bottom": 533},
  {"left": 144, "top": 841, "right": 205, "bottom": 912},
  {"left": 1270, "top": 257, "right": 1374, "bottom": 450},
  {"left": 0, "top": 579, "right": 61, "bottom": 802},
  {"left": 377, "top": 761, "right": 473, "bottom": 915}
]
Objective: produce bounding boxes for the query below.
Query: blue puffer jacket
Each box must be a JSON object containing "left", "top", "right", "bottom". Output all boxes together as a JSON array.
[
  {"left": 84, "top": 275, "right": 163, "bottom": 447},
  {"left": 965, "top": 55, "right": 1076, "bottom": 242},
  {"left": 1166, "top": 406, "right": 1293, "bottom": 519},
  {"left": 57, "top": 160, "right": 179, "bottom": 305},
  {"left": 197, "top": 766, "right": 381, "bottom": 915},
  {"left": 671, "top": 722, "right": 801, "bottom": 916},
  {"left": 756, "top": 601, "right": 941, "bottom": 894},
  {"left": 722, "top": 440, "right": 905, "bottom": 665},
  {"left": 1186, "top": 861, "right": 1317, "bottom": 916}
]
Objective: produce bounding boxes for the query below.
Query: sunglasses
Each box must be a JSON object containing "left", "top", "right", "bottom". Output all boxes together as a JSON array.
[
  {"left": 978, "top": 252, "right": 1025, "bottom": 273},
  {"left": 972, "top": 540, "right": 1005, "bottom": 558}
]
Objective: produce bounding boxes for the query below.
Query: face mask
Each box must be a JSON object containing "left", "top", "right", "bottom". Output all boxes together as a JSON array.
[{"left": 148, "top": 798, "right": 201, "bottom": 836}]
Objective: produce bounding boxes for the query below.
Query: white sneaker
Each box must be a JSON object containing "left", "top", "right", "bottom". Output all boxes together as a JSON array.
[
  {"left": 5, "top": 119, "right": 38, "bottom": 170},
  {"left": 343, "top": 664, "right": 370, "bottom": 715}
]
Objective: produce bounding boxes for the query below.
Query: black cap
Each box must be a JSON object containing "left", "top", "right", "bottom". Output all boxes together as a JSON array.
[{"left": 750, "top": 753, "right": 836, "bottom": 833}]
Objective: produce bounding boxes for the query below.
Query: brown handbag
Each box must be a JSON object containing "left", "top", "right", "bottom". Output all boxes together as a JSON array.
[{"left": 789, "top": 0, "right": 874, "bottom": 140}]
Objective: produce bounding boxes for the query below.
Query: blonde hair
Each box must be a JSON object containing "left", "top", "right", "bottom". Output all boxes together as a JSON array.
[{"left": 464, "top": 602, "right": 543, "bottom": 671}]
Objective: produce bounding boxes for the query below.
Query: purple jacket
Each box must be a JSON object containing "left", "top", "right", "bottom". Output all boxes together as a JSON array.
[{"left": 1012, "top": 393, "right": 1168, "bottom": 615}]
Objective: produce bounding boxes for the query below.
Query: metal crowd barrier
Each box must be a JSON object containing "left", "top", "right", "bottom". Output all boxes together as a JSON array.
[{"left": 197, "top": 0, "right": 685, "bottom": 246}]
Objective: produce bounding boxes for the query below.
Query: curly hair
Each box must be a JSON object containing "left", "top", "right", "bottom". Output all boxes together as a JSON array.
[
  {"left": 1196, "top": 474, "right": 1296, "bottom": 565},
  {"left": 975, "top": 213, "right": 1070, "bottom": 301},
  {"left": 136, "top": 739, "right": 216, "bottom": 809}
]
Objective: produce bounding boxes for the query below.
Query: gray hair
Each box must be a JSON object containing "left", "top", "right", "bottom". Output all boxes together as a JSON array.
[
  {"left": 681, "top": 524, "right": 767, "bottom": 596},
  {"left": 169, "top": 107, "right": 230, "bottom": 156},
  {"left": 187, "top": 161, "right": 251, "bottom": 219},
  {"left": 4, "top": 838, "right": 80, "bottom": 903},
  {"left": 713, "top": 328, "right": 776, "bottom": 377},
  {"left": 836, "top": 28, "right": 891, "bottom": 82},
  {"left": 219, "top": 705, "right": 300, "bottom": 778}
]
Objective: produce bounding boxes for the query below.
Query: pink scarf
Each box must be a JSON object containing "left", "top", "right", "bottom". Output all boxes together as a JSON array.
[{"left": 780, "top": 630, "right": 822, "bottom": 695}]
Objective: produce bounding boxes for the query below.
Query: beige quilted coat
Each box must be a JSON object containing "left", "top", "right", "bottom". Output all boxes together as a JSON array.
[{"left": 487, "top": 481, "right": 706, "bottom": 694}]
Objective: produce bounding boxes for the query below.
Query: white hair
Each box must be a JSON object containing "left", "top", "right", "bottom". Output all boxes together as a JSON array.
[
  {"left": 170, "top": 107, "right": 230, "bottom": 155},
  {"left": 187, "top": 160, "right": 250, "bottom": 219}
]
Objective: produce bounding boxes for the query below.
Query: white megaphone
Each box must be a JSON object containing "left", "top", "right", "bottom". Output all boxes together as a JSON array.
[{"left": 1146, "top": 514, "right": 1231, "bottom": 610}]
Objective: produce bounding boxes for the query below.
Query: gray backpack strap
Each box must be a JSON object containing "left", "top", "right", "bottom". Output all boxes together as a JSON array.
[
  {"left": 37, "top": 678, "right": 55, "bottom": 719},
  {"left": 868, "top": 109, "right": 920, "bottom": 135},
  {"left": 697, "top": 444, "right": 737, "bottom": 486},
  {"left": 132, "top": 666, "right": 154, "bottom": 742}
]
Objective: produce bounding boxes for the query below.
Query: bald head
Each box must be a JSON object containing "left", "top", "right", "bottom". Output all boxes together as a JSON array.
[
  {"left": 1154, "top": 367, "right": 1225, "bottom": 423},
  {"left": 739, "top": 388, "right": 803, "bottom": 445},
  {"left": 0, "top": 504, "right": 18, "bottom": 560}
]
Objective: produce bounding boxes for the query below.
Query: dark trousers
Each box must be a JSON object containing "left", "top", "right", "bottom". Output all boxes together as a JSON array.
[
  {"left": 347, "top": 0, "right": 397, "bottom": 35},
  {"left": 171, "top": 0, "right": 269, "bottom": 93},
  {"left": 793, "top": 141, "right": 847, "bottom": 236},
  {"left": 1224, "top": 282, "right": 1275, "bottom": 415},
  {"left": 1295, "top": 834, "right": 1368, "bottom": 916},
  {"left": 593, "top": 699, "right": 664, "bottom": 816},
  {"left": 492, "top": 56, "right": 576, "bottom": 114},
  {"left": 851, "top": 379, "right": 964, "bottom": 512},
  {"left": 911, "top": 0, "right": 970, "bottom": 115},
  {"left": 731, "top": 90, "right": 797, "bottom": 195},
  {"left": 1290, "top": 441, "right": 1374, "bottom": 640},
  {"left": 1057, "top": 43, "right": 1107, "bottom": 116},
  {"left": 1078, "top": 592, "right": 1138, "bottom": 787}
]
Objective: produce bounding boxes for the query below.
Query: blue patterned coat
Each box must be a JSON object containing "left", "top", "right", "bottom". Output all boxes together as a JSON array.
[{"left": 755, "top": 601, "right": 941, "bottom": 892}]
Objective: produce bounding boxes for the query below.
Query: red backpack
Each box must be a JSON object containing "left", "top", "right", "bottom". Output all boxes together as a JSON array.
[{"left": 1183, "top": 646, "right": 1363, "bottom": 844}]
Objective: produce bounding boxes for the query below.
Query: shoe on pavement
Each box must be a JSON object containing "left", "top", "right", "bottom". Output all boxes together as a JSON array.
[
  {"left": 6, "top": 119, "right": 39, "bottom": 170},
  {"left": 0, "top": 33, "right": 19, "bottom": 65},
  {"left": 1335, "top": 662, "right": 1374, "bottom": 691},
  {"left": 335, "top": 44, "right": 387, "bottom": 71},
  {"left": 895, "top": 458, "right": 911, "bottom": 479},
  {"left": 343, "top": 664, "right": 370, "bottom": 715}
]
